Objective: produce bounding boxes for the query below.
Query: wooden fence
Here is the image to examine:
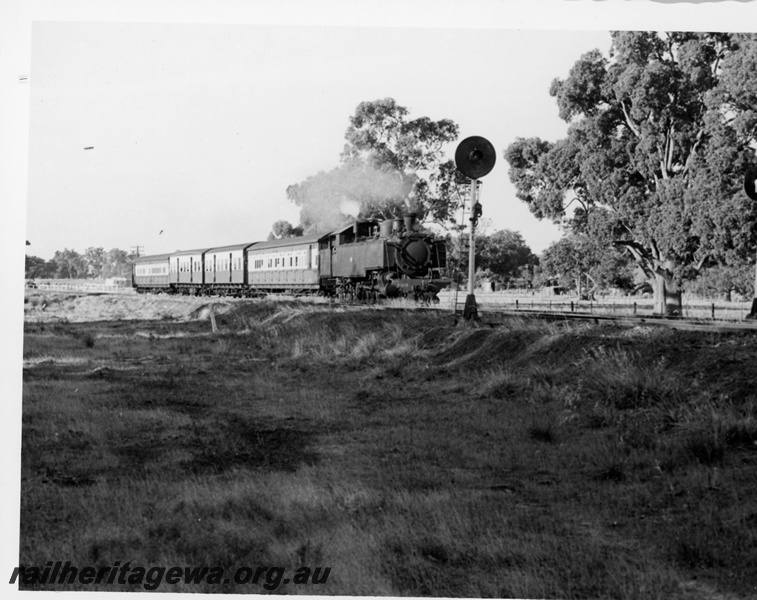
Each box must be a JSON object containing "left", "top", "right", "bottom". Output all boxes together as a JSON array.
[{"left": 437, "top": 290, "right": 753, "bottom": 322}]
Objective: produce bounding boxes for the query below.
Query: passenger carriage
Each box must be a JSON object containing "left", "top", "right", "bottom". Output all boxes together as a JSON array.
[
  {"left": 131, "top": 254, "right": 171, "bottom": 293},
  {"left": 204, "top": 243, "right": 255, "bottom": 296},
  {"left": 169, "top": 248, "right": 208, "bottom": 295},
  {"left": 246, "top": 236, "right": 320, "bottom": 294}
]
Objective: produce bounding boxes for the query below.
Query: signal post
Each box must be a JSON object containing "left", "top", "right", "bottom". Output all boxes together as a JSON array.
[{"left": 455, "top": 136, "right": 496, "bottom": 321}]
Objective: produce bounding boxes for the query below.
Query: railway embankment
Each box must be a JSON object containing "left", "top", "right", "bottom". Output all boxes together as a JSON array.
[{"left": 19, "top": 298, "right": 757, "bottom": 597}]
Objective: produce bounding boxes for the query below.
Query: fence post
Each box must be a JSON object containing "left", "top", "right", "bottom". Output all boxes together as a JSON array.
[
  {"left": 711, "top": 303, "right": 715, "bottom": 320},
  {"left": 516, "top": 299, "right": 519, "bottom": 311},
  {"left": 209, "top": 305, "right": 217, "bottom": 333}
]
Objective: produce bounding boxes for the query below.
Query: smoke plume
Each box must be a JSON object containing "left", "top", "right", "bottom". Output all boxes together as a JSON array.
[{"left": 287, "top": 162, "right": 418, "bottom": 235}]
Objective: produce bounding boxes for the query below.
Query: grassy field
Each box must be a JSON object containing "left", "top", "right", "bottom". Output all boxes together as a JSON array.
[{"left": 18, "top": 297, "right": 757, "bottom": 597}]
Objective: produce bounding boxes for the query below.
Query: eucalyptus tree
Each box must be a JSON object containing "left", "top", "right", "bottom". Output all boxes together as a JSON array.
[
  {"left": 476, "top": 229, "right": 538, "bottom": 283},
  {"left": 505, "top": 32, "right": 757, "bottom": 315},
  {"left": 83, "top": 247, "right": 106, "bottom": 278},
  {"left": 539, "top": 233, "right": 635, "bottom": 295}
]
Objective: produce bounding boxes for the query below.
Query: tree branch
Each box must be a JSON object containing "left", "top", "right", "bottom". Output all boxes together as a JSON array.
[
  {"left": 682, "top": 128, "right": 705, "bottom": 176},
  {"left": 621, "top": 101, "right": 641, "bottom": 138},
  {"left": 666, "top": 125, "right": 675, "bottom": 174}
]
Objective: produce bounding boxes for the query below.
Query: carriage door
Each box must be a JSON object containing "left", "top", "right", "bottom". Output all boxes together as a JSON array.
[{"left": 229, "top": 253, "right": 233, "bottom": 283}]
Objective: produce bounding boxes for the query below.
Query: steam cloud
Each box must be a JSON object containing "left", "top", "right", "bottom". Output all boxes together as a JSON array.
[
  {"left": 338, "top": 198, "right": 361, "bottom": 219},
  {"left": 291, "top": 163, "right": 418, "bottom": 235}
]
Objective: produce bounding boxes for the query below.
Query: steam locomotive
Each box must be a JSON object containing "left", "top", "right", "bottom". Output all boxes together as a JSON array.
[{"left": 131, "top": 213, "right": 449, "bottom": 301}]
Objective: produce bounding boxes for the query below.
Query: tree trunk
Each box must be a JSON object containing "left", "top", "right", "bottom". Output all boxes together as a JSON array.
[
  {"left": 748, "top": 254, "right": 757, "bottom": 319},
  {"left": 653, "top": 273, "right": 682, "bottom": 316}
]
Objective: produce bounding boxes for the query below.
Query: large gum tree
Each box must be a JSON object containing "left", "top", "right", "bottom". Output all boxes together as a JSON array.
[{"left": 505, "top": 32, "right": 757, "bottom": 315}]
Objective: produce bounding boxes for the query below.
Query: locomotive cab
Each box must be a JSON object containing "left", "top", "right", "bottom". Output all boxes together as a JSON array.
[{"left": 318, "top": 220, "right": 383, "bottom": 283}]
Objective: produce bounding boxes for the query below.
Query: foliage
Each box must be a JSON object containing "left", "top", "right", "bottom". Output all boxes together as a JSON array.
[
  {"left": 476, "top": 229, "right": 538, "bottom": 283},
  {"left": 540, "top": 233, "right": 635, "bottom": 292},
  {"left": 287, "top": 98, "right": 465, "bottom": 235},
  {"left": 25, "top": 255, "right": 57, "bottom": 279},
  {"left": 52, "top": 248, "right": 86, "bottom": 279},
  {"left": 687, "top": 263, "right": 754, "bottom": 299},
  {"left": 83, "top": 247, "right": 106, "bottom": 278},
  {"left": 504, "top": 32, "right": 757, "bottom": 314},
  {"left": 446, "top": 228, "right": 538, "bottom": 287},
  {"left": 25, "top": 247, "right": 134, "bottom": 279},
  {"left": 267, "top": 220, "right": 304, "bottom": 241},
  {"left": 104, "top": 248, "right": 133, "bottom": 279}
]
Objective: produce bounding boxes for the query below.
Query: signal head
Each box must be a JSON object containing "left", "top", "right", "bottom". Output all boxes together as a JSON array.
[{"left": 455, "top": 136, "right": 496, "bottom": 179}]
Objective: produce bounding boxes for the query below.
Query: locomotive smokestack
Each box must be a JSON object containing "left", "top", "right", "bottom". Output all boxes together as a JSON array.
[
  {"left": 403, "top": 213, "right": 417, "bottom": 232},
  {"left": 379, "top": 220, "right": 393, "bottom": 238}
]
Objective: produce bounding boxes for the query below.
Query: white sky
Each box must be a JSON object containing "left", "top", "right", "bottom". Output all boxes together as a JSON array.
[
  {"left": 24, "top": 23, "right": 614, "bottom": 259},
  {"left": 3, "top": 1, "right": 757, "bottom": 595}
]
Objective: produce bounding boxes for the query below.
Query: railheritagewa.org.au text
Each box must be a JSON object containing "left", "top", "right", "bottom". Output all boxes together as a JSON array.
[{"left": 10, "top": 561, "right": 331, "bottom": 591}]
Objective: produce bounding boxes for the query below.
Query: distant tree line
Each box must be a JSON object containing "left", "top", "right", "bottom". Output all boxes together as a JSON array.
[{"left": 25, "top": 247, "right": 135, "bottom": 280}]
